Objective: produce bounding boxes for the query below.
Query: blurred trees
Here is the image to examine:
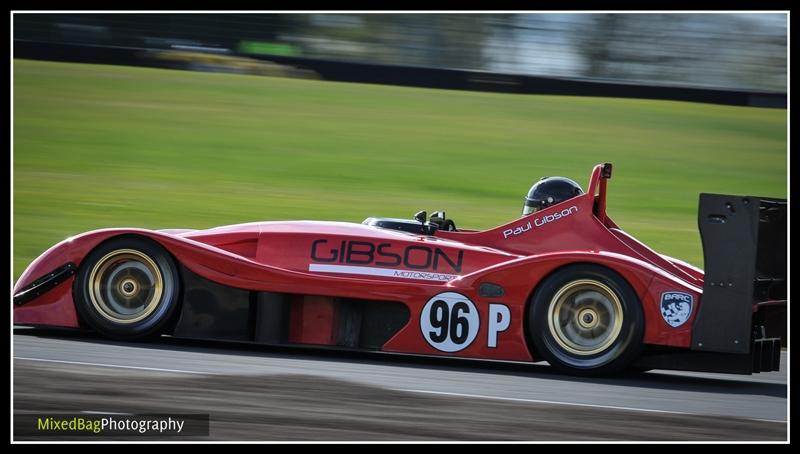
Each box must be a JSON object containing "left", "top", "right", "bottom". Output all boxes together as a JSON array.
[
  {"left": 574, "top": 14, "right": 787, "bottom": 90},
  {"left": 291, "top": 15, "right": 496, "bottom": 69},
  {"left": 14, "top": 13, "right": 787, "bottom": 91}
]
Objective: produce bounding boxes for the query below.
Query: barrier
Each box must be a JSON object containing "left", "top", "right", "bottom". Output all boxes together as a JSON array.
[{"left": 14, "top": 40, "right": 786, "bottom": 108}]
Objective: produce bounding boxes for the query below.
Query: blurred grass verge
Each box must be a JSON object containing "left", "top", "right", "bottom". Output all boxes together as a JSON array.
[{"left": 12, "top": 59, "right": 786, "bottom": 279}]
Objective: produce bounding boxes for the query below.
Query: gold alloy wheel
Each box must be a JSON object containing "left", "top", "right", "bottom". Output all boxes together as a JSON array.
[
  {"left": 88, "top": 249, "right": 164, "bottom": 324},
  {"left": 547, "top": 279, "right": 624, "bottom": 356}
]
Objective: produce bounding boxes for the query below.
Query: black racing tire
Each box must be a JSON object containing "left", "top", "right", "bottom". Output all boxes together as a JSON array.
[
  {"left": 528, "top": 264, "right": 644, "bottom": 376},
  {"left": 73, "top": 236, "right": 181, "bottom": 340}
]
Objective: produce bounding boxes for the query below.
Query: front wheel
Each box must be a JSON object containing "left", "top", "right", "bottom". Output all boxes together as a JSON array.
[
  {"left": 74, "top": 236, "right": 181, "bottom": 340},
  {"left": 528, "top": 264, "right": 644, "bottom": 376}
]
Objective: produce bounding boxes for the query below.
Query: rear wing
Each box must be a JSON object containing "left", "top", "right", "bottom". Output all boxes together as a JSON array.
[{"left": 691, "top": 194, "right": 786, "bottom": 358}]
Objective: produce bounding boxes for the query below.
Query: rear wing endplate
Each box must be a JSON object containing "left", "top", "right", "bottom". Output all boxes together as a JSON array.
[{"left": 691, "top": 194, "right": 786, "bottom": 354}]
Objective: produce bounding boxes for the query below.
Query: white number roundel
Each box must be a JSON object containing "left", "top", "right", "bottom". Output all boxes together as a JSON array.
[{"left": 420, "top": 292, "right": 479, "bottom": 352}]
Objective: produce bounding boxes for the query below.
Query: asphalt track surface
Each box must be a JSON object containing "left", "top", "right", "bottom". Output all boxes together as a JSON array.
[{"left": 13, "top": 328, "right": 788, "bottom": 441}]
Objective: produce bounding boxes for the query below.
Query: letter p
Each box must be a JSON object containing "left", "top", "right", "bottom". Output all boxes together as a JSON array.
[{"left": 488, "top": 304, "right": 511, "bottom": 348}]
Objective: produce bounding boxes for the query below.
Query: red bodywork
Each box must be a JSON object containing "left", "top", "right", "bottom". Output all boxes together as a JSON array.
[{"left": 14, "top": 164, "right": 705, "bottom": 362}]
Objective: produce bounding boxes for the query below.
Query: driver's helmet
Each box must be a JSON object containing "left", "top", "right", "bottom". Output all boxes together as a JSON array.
[{"left": 522, "top": 176, "right": 583, "bottom": 215}]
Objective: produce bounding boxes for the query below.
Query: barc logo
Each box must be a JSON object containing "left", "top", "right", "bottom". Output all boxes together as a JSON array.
[{"left": 660, "top": 292, "right": 693, "bottom": 328}]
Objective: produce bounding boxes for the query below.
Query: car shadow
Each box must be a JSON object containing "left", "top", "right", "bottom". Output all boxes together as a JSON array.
[{"left": 13, "top": 326, "right": 787, "bottom": 400}]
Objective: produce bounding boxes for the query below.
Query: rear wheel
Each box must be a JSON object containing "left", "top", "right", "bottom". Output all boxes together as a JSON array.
[
  {"left": 528, "top": 264, "right": 644, "bottom": 376},
  {"left": 74, "top": 236, "right": 181, "bottom": 339}
]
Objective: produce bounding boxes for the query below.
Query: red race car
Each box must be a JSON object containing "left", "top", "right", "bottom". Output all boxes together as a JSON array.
[{"left": 13, "top": 163, "right": 786, "bottom": 376}]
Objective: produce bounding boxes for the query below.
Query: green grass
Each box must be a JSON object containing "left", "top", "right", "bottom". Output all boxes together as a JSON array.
[{"left": 13, "top": 59, "right": 787, "bottom": 279}]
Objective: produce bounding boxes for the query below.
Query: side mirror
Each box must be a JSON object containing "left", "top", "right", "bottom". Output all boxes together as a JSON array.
[{"left": 414, "top": 210, "right": 427, "bottom": 224}]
